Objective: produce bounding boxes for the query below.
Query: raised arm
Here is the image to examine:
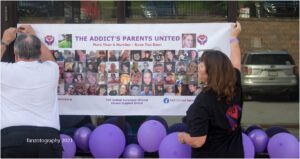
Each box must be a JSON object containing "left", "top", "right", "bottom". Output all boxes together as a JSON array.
[
  {"left": 230, "top": 22, "right": 242, "bottom": 71},
  {"left": 17, "top": 25, "right": 55, "bottom": 62},
  {"left": 1, "top": 27, "right": 17, "bottom": 60}
]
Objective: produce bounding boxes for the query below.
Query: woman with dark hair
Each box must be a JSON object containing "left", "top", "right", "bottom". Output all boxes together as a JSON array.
[
  {"left": 142, "top": 50, "right": 152, "bottom": 61},
  {"left": 164, "top": 50, "right": 175, "bottom": 62},
  {"left": 119, "top": 84, "right": 129, "bottom": 96},
  {"left": 178, "top": 22, "right": 243, "bottom": 158}
]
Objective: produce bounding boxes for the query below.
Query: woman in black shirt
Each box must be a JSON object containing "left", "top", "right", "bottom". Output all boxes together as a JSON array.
[{"left": 178, "top": 22, "right": 243, "bottom": 158}]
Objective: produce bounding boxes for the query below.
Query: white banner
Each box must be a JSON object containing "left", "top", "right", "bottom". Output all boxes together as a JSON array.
[{"left": 28, "top": 23, "right": 232, "bottom": 115}]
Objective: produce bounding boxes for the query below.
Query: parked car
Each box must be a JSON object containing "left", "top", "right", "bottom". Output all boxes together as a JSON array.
[
  {"left": 260, "top": 1, "right": 299, "bottom": 17},
  {"left": 140, "top": 1, "right": 176, "bottom": 18},
  {"left": 241, "top": 51, "right": 299, "bottom": 100}
]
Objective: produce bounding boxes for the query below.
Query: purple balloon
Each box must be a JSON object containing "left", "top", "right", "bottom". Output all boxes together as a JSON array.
[
  {"left": 242, "top": 133, "right": 255, "bottom": 158},
  {"left": 73, "top": 127, "right": 92, "bottom": 152},
  {"left": 146, "top": 116, "right": 168, "bottom": 129},
  {"left": 267, "top": 133, "right": 299, "bottom": 158},
  {"left": 89, "top": 124, "right": 126, "bottom": 158},
  {"left": 123, "top": 144, "right": 144, "bottom": 158},
  {"left": 248, "top": 129, "right": 269, "bottom": 153},
  {"left": 60, "top": 134, "right": 76, "bottom": 158},
  {"left": 245, "top": 124, "right": 263, "bottom": 135},
  {"left": 159, "top": 132, "right": 191, "bottom": 158},
  {"left": 137, "top": 120, "right": 167, "bottom": 152}
]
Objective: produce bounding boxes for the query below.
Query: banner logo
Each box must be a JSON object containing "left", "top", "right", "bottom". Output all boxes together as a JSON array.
[
  {"left": 163, "top": 98, "right": 170, "bottom": 104},
  {"left": 44, "top": 35, "right": 54, "bottom": 46},
  {"left": 197, "top": 34, "right": 208, "bottom": 45}
]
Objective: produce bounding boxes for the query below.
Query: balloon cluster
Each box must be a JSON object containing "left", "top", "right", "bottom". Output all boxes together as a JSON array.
[
  {"left": 59, "top": 118, "right": 299, "bottom": 158},
  {"left": 60, "top": 116, "right": 191, "bottom": 158},
  {"left": 243, "top": 125, "right": 299, "bottom": 158}
]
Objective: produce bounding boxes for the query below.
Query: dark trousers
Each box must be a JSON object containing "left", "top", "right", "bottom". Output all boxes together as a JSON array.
[{"left": 1, "top": 126, "right": 62, "bottom": 158}]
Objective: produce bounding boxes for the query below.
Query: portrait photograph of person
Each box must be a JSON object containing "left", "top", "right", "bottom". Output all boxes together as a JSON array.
[
  {"left": 141, "top": 50, "right": 153, "bottom": 61},
  {"left": 97, "top": 85, "right": 107, "bottom": 96},
  {"left": 86, "top": 84, "right": 97, "bottom": 95},
  {"left": 64, "top": 62, "right": 74, "bottom": 72},
  {"left": 165, "top": 72, "right": 176, "bottom": 84},
  {"left": 108, "top": 84, "right": 119, "bottom": 96},
  {"left": 130, "top": 61, "right": 140, "bottom": 74},
  {"left": 176, "top": 50, "right": 189, "bottom": 61},
  {"left": 154, "top": 85, "right": 164, "bottom": 96},
  {"left": 63, "top": 50, "right": 75, "bottom": 62},
  {"left": 164, "top": 50, "right": 176, "bottom": 62},
  {"left": 74, "top": 61, "right": 86, "bottom": 73},
  {"left": 97, "top": 72, "right": 107, "bottom": 85},
  {"left": 74, "top": 84, "right": 85, "bottom": 95},
  {"left": 182, "top": 33, "right": 196, "bottom": 48},
  {"left": 75, "top": 50, "right": 86, "bottom": 62},
  {"left": 176, "top": 61, "right": 187, "bottom": 74},
  {"left": 120, "top": 73, "right": 131, "bottom": 85},
  {"left": 187, "top": 75, "right": 198, "bottom": 86},
  {"left": 164, "top": 85, "right": 175, "bottom": 96},
  {"left": 86, "top": 72, "right": 97, "bottom": 85},
  {"left": 86, "top": 50, "right": 97, "bottom": 62},
  {"left": 141, "top": 85, "right": 153, "bottom": 96},
  {"left": 108, "top": 50, "right": 120, "bottom": 61},
  {"left": 165, "top": 62, "right": 175, "bottom": 73},
  {"left": 175, "top": 83, "right": 190, "bottom": 96},
  {"left": 188, "top": 50, "right": 198, "bottom": 61},
  {"left": 175, "top": 83, "right": 183, "bottom": 96},
  {"left": 153, "top": 62, "right": 164, "bottom": 73},
  {"left": 107, "top": 62, "right": 119, "bottom": 74},
  {"left": 64, "top": 72, "right": 74, "bottom": 85},
  {"left": 141, "top": 61, "right": 153, "bottom": 73},
  {"left": 130, "top": 85, "right": 141, "bottom": 96},
  {"left": 153, "top": 50, "right": 164, "bottom": 62},
  {"left": 142, "top": 72, "right": 153, "bottom": 85},
  {"left": 131, "top": 50, "right": 141, "bottom": 61},
  {"left": 153, "top": 73, "right": 165, "bottom": 85},
  {"left": 58, "top": 34, "right": 72, "bottom": 48},
  {"left": 108, "top": 73, "right": 119, "bottom": 84},
  {"left": 86, "top": 60, "right": 98, "bottom": 73},
  {"left": 74, "top": 73, "right": 85, "bottom": 84},
  {"left": 65, "top": 84, "right": 75, "bottom": 95},
  {"left": 120, "top": 50, "right": 130, "bottom": 62},
  {"left": 96, "top": 50, "right": 107, "bottom": 62},
  {"left": 130, "top": 72, "right": 142, "bottom": 85},
  {"left": 120, "top": 62, "right": 130, "bottom": 74},
  {"left": 175, "top": 74, "right": 187, "bottom": 84},
  {"left": 119, "top": 84, "right": 129, "bottom": 96},
  {"left": 97, "top": 62, "right": 107, "bottom": 74},
  {"left": 187, "top": 82, "right": 199, "bottom": 96},
  {"left": 186, "top": 61, "right": 198, "bottom": 78},
  {"left": 51, "top": 50, "right": 64, "bottom": 61}
]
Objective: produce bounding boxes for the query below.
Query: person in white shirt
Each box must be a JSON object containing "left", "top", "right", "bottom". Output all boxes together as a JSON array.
[{"left": 1, "top": 25, "right": 62, "bottom": 158}]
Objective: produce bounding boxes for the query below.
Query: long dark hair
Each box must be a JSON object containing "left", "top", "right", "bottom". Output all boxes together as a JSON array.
[{"left": 200, "top": 50, "right": 236, "bottom": 102}]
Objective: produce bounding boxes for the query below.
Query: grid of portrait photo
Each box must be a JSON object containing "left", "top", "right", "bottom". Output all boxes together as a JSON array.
[{"left": 52, "top": 49, "right": 202, "bottom": 96}]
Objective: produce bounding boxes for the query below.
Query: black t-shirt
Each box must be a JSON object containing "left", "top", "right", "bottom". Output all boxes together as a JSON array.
[{"left": 184, "top": 69, "right": 244, "bottom": 158}]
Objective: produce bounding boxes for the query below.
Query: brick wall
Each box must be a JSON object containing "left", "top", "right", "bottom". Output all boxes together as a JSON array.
[{"left": 239, "top": 18, "right": 299, "bottom": 66}]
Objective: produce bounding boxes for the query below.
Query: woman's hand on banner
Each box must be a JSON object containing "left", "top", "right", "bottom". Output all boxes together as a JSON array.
[{"left": 231, "top": 21, "right": 241, "bottom": 38}]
